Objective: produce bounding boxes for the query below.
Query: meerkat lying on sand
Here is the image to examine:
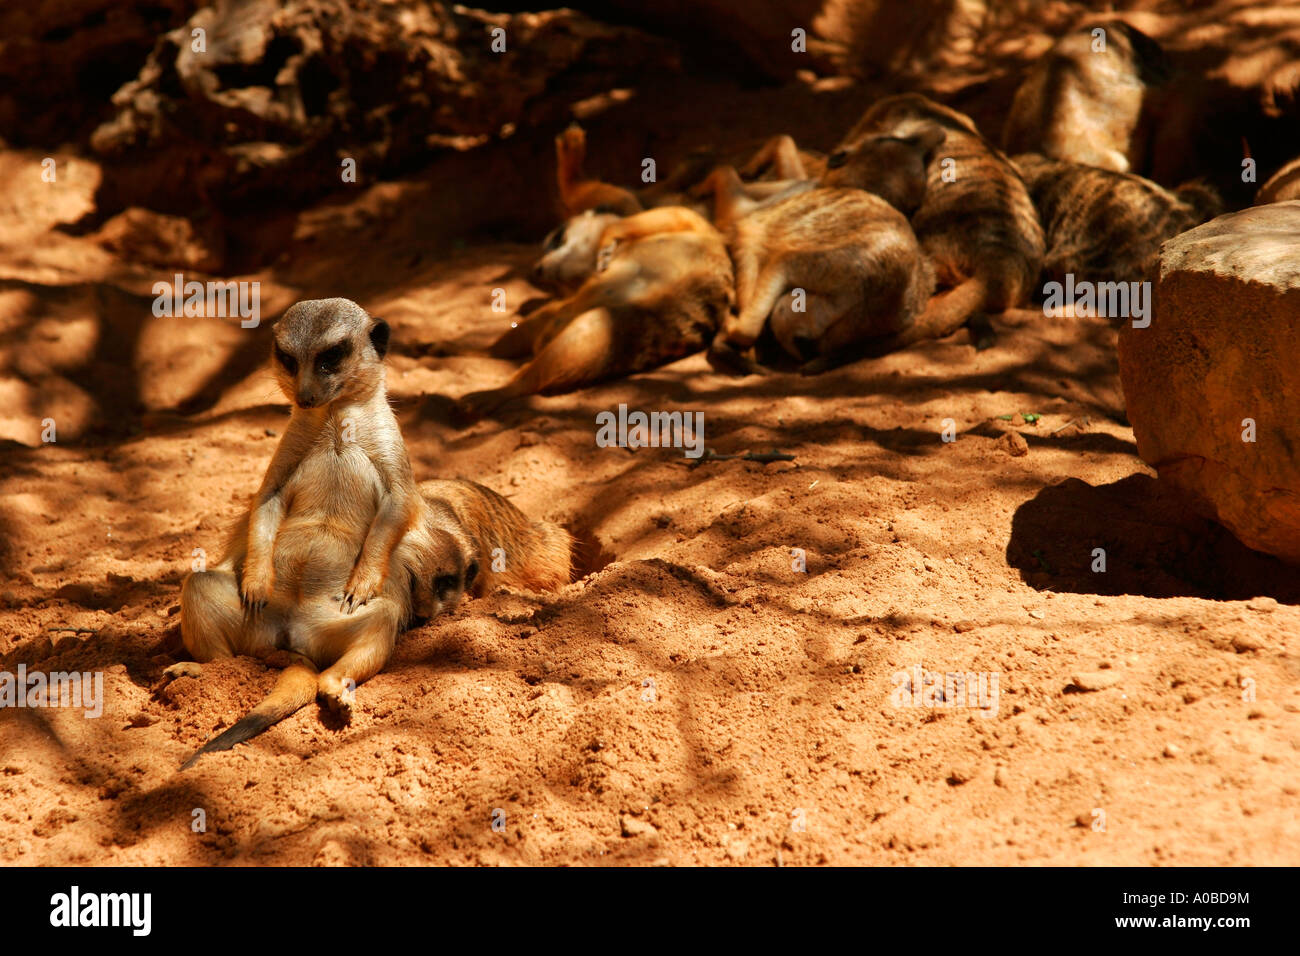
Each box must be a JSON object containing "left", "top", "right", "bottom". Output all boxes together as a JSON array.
[
  {"left": 412, "top": 478, "right": 571, "bottom": 617},
  {"left": 1002, "top": 20, "right": 1168, "bottom": 174},
  {"left": 459, "top": 205, "right": 733, "bottom": 420},
  {"left": 699, "top": 127, "right": 945, "bottom": 373},
  {"left": 1011, "top": 153, "right": 1222, "bottom": 287},
  {"left": 825, "top": 93, "right": 1045, "bottom": 345}
]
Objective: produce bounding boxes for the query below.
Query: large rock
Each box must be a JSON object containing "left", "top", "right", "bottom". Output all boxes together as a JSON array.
[
  {"left": 87, "top": 0, "right": 678, "bottom": 214},
  {"left": 1117, "top": 202, "right": 1300, "bottom": 564}
]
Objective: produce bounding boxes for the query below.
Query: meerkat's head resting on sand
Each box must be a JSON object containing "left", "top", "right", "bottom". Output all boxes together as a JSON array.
[
  {"left": 531, "top": 209, "right": 623, "bottom": 293},
  {"left": 271, "top": 297, "right": 390, "bottom": 410},
  {"left": 406, "top": 507, "right": 480, "bottom": 620},
  {"left": 820, "top": 126, "right": 947, "bottom": 217}
]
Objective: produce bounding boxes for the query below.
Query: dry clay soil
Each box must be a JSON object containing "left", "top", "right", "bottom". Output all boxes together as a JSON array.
[{"left": 1, "top": 138, "right": 1298, "bottom": 867}]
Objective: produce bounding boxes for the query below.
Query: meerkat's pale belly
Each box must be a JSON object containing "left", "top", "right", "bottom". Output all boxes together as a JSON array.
[{"left": 273, "top": 445, "right": 383, "bottom": 596}]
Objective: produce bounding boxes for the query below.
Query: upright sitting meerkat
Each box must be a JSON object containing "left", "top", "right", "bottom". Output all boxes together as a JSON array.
[
  {"left": 411, "top": 478, "right": 572, "bottom": 618},
  {"left": 458, "top": 205, "right": 733, "bottom": 420},
  {"left": 827, "top": 93, "right": 1045, "bottom": 342},
  {"left": 700, "top": 127, "right": 945, "bottom": 373},
  {"left": 1012, "top": 153, "right": 1222, "bottom": 286},
  {"left": 1002, "top": 20, "right": 1168, "bottom": 174},
  {"left": 173, "top": 298, "right": 429, "bottom": 767}
]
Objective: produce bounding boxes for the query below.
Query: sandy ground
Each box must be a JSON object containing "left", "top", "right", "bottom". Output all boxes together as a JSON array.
[{"left": 1, "top": 130, "right": 1298, "bottom": 866}]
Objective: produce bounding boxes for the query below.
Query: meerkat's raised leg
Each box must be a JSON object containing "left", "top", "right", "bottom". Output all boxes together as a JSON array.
[
  {"left": 738, "top": 134, "right": 809, "bottom": 181},
  {"left": 179, "top": 565, "right": 282, "bottom": 663},
  {"left": 555, "top": 124, "right": 641, "bottom": 217}
]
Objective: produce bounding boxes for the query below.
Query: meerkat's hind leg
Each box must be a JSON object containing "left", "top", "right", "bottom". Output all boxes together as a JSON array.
[
  {"left": 738, "top": 134, "right": 808, "bottom": 181},
  {"left": 179, "top": 568, "right": 279, "bottom": 662},
  {"left": 307, "top": 599, "right": 405, "bottom": 721}
]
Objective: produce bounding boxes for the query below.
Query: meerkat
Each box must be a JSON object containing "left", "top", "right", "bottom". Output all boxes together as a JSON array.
[
  {"left": 1002, "top": 21, "right": 1168, "bottom": 174},
  {"left": 1012, "top": 153, "right": 1223, "bottom": 287},
  {"left": 458, "top": 205, "right": 733, "bottom": 420},
  {"left": 170, "top": 298, "right": 430, "bottom": 768},
  {"left": 697, "top": 127, "right": 944, "bottom": 373},
  {"left": 1256, "top": 157, "right": 1300, "bottom": 205},
  {"left": 410, "top": 479, "right": 571, "bottom": 618},
  {"left": 827, "top": 93, "right": 1045, "bottom": 344}
]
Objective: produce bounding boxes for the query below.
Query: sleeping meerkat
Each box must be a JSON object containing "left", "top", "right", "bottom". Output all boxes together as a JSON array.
[
  {"left": 410, "top": 478, "right": 572, "bottom": 618},
  {"left": 699, "top": 127, "right": 943, "bottom": 373},
  {"left": 1002, "top": 21, "right": 1169, "bottom": 174},
  {"left": 826, "top": 93, "right": 1045, "bottom": 344},
  {"left": 172, "top": 297, "right": 429, "bottom": 767},
  {"left": 1011, "top": 153, "right": 1222, "bottom": 286},
  {"left": 458, "top": 205, "right": 733, "bottom": 420}
]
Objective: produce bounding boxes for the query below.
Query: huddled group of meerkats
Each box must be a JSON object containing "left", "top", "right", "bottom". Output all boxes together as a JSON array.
[{"left": 166, "top": 21, "right": 1286, "bottom": 766}]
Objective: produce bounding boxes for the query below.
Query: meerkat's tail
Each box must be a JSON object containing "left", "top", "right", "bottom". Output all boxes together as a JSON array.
[{"left": 180, "top": 658, "right": 318, "bottom": 770}]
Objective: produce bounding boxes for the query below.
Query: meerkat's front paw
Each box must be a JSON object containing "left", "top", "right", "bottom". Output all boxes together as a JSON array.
[
  {"left": 318, "top": 675, "right": 356, "bottom": 722},
  {"left": 239, "top": 568, "right": 272, "bottom": 616},
  {"left": 342, "top": 564, "right": 384, "bottom": 613},
  {"left": 163, "top": 661, "right": 203, "bottom": 681},
  {"left": 596, "top": 240, "right": 618, "bottom": 272}
]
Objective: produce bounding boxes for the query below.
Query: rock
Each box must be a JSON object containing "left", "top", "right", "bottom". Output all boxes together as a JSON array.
[
  {"left": 1231, "top": 632, "right": 1267, "bottom": 653},
  {"left": 1162, "top": 743, "right": 1181, "bottom": 758},
  {"left": 88, "top": 0, "right": 679, "bottom": 217},
  {"left": 620, "top": 814, "right": 657, "bottom": 839},
  {"left": 1117, "top": 203, "right": 1300, "bottom": 565},
  {"left": 93, "top": 208, "right": 226, "bottom": 273},
  {"left": 723, "top": 837, "right": 749, "bottom": 861},
  {"left": 1070, "top": 671, "right": 1120, "bottom": 692},
  {"left": 0, "top": 0, "right": 197, "bottom": 147},
  {"left": 1000, "top": 430, "right": 1029, "bottom": 457}
]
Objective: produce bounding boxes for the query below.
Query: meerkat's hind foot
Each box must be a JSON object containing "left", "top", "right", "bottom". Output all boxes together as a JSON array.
[
  {"left": 317, "top": 673, "right": 356, "bottom": 723},
  {"left": 706, "top": 338, "right": 764, "bottom": 377},
  {"left": 454, "top": 388, "right": 512, "bottom": 426},
  {"left": 163, "top": 661, "right": 203, "bottom": 681},
  {"left": 966, "top": 312, "right": 997, "bottom": 351}
]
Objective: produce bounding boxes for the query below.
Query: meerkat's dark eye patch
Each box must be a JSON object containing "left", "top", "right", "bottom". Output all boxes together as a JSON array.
[
  {"left": 369, "top": 320, "right": 390, "bottom": 358},
  {"left": 273, "top": 343, "right": 298, "bottom": 375},
  {"left": 433, "top": 573, "right": 459, "bottom": 601},
  {"left": 314, "top": 340, "right": 352, "bottom": 375},
  {"left": 543, "top": 225, "right": 567, "bottom": 251},
  {"left": 826, "top": 149, "right": 849, "bottom": 169}
]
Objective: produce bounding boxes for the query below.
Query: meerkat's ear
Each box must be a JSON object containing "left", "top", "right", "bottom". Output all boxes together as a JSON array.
[
  {"left": 464, "top": 557, "right": 479, "bottom": 593},
  {"left": 907, "top": 126, "right": 947, "bottom": 164},
  {"left": 369, "top": 319, "right": 390, "bottom": 358}
]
